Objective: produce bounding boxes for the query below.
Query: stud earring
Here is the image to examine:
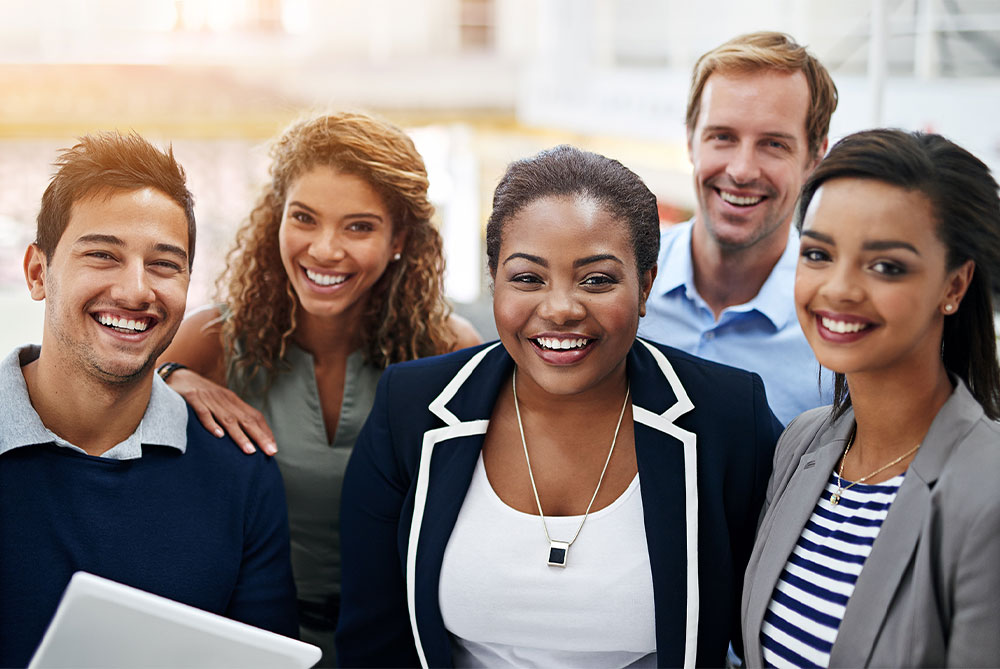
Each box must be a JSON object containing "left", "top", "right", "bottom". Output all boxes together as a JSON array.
[
  {"left": 393, "top": 252, "right": 401, "bottom": 261},
  {"left": 944, "top": 304, "right": 954, "bottom": 313}
]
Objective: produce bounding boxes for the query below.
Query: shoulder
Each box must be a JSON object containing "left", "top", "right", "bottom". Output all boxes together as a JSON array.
[
  {"left": 384, "top": 341, "right": 498, "bottom": 379},
  {"left": 371, "top": 342, "right": 504, "bottom": 414},
  {"left": 446, "top": 313, "right": 483, "bottom": 351},
  {"left": 182, "top": 404, "right": 281, "bottom": 482},
  {"left": 660, "top": 219, "right": 692, "bottom": 244},
  {"left": 934, "top": 416, "right": 1000, "bottom": 513},
  {"left": 780, "top": 406, "right": 837, "bottom": 445},
  {"left": 636, "top": 337, "right": 766, "bottom": 395}
]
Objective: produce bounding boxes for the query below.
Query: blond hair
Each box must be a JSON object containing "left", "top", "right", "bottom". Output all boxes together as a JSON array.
[
  {"left": 218, "top": 112, "right": 454, "bottom": 389},
  {"left": 686, "top": 31, "right": 838, "bottom": 159}
]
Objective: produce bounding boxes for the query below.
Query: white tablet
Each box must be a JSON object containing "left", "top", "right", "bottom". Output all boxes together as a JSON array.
[{"left": 29, "top": 571, "right": 321, "bottom": 669}]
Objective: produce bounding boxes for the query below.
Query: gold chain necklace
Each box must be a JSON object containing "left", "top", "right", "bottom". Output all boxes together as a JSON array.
[
  {"left": 512, "top": 368, "right": 630, "bottom": 567},
  {"left": 831, "top": 430, "right": 920, "bottom": 506}
]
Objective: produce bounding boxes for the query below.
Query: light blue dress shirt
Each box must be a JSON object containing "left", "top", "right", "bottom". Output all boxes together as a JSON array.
[{"left": 637, "top": 220, "right": 831, "bottom": 425}]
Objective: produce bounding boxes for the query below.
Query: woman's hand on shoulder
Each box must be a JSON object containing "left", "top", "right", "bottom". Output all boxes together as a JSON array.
[
  {"left": 166, "top": 368, "right": 277, "bottom": 455},
  {"left": 447, "top": 313, "right": 483, "bottom": 351},
  {"left": 157, "top": 305, "right": 278, "bottom": 456}
]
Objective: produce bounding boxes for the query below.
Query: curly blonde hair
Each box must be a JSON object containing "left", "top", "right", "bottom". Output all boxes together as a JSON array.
[{"left": 218, "top": 112, "right": 455, "bottom": 389}]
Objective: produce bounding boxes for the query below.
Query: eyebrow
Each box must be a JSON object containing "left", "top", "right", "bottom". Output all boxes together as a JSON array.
[
  {"left": 501, "top": 252, "right": 625, "bottom": 268},
  {"left": 503, "top": 252, "right": 546, "bottom": 267},
  {"left": 287, "top": 200, "right": 384, "bottom": 221},
  {"left": 75, "top": 233, "right": 189, "bottom": 262},
  {"left": 574, "top": 253, "right": 624, "bottom": 268},
  {"left": 801, "top": 230, "right": 920, "bottom": 255},
  {"left": 702, "top": 125, "right": 798, "bottom": 142}
]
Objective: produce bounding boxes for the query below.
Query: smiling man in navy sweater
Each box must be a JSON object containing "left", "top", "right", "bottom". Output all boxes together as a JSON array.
[{"left": 0, "top": 132, "right": 298, "bottom": 667}]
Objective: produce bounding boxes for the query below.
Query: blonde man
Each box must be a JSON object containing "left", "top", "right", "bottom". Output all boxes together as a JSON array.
[{"left": 639, "top": 32, "right": 839, "bottom": 425}]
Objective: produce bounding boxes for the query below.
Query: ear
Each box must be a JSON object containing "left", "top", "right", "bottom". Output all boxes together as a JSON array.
[
  {"left": 806, "top": 136, "right": 829, "bottom": 173},
  {"left": 391, "top": 226, "right": 409, "bottom": 257},
  {"left": 941, "top": 259, "right": 975, "bottom": 314},
  {"left": 686, "top": 129, "right": 695, "bottom": 165},
  {"left": 23, "top": 244, "right": 47, "bottom": 302},
  {"left": 638, "top": 265, "right": 657, "bottom": 318}
]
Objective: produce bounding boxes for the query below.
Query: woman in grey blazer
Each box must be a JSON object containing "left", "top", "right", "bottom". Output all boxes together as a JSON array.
[{"left": 742, "top": 129, "right": 1000, "bottom": 668}]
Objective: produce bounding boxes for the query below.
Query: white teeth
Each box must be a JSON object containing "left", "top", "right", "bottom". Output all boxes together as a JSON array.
[
  {"left": 305, "top": 268, "right": 348, "bottom": 286},
  {"left": 96, "top": 314, "right": 149, "bottom": 332},
  {"left": 821, "top": 317, "right": 868, "bottom": 334},
  {"left": 536, "top": 337, "right": 589, "bottom": 350},
  {"left": 719, "top": 191, "right": 764, "bottom": 206}
]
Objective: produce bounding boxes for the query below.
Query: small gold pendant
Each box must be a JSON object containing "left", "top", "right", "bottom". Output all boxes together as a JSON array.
[{"left": 830, "top": 493, "right": 841, "bottom": 506}]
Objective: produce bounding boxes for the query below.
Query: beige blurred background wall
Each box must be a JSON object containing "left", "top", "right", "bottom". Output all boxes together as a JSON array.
[{"left": 3, "top": 0, "right": 1000, "bottom": 348}]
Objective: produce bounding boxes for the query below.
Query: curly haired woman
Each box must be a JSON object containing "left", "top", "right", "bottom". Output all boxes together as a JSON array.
[{"left": 158, "top": 112, "right": 480, "bottom": 663}]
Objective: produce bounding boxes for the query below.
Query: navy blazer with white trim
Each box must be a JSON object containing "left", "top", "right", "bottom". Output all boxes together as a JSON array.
[{"left": 336, "top": 339, "right": 781, "bottom": 668}]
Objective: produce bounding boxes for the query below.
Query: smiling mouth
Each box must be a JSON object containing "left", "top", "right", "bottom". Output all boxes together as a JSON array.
[
  {"left": 718, "top": 189, "right": 765, "bottom": 207},
  {"left": 94, "top": 313, "right": 152, "bottom": 334},
  {"left": 532, "top": 336, "right": 593, "bottom": 350},
  {"left": 304, "top": 267, "right": 349, "bottom": 287},
  {"left": 820, "top": 316, "right": 873, "bottom": 334}
]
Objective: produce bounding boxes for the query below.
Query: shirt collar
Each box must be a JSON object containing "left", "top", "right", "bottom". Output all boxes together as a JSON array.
[
  {"left": 0, "top": 344, "right": 188, "bottom": 459},
  {"left": 652, "top": 218, "right": 800, "bottom": 329}
]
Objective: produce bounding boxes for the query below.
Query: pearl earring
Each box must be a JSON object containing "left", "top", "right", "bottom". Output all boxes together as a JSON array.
[
  {"left": 944, "top": 304, "right": 954, "bottom": 313},
  {"left": 392, "top": 252, "right": 401, "bottom": 261}
]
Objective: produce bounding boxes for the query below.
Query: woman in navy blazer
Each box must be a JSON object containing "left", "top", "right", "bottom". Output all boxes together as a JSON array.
[
  {"left": 742, "top": 130, "right": 1000, "bottom": 667},
  {"left": 337, "top": 146, "right": 781, "bottom": 668}
]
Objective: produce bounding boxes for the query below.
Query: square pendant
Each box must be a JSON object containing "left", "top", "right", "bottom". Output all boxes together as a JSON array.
[{"left": 547, "top": 540, "right": 569, "bottom": 567}]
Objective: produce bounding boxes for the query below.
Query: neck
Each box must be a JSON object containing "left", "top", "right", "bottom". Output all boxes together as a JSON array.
[
  {"left": 294, "top": 309, "right": 364, "bottom": 364},
  {"left": 23, "top": 350, "right": 153, "bottom": 457},
  {"left": 513, "top": 361, "right": 630, "bottom": 423},
  {"left": 847, "top": 360, "right": 954, "bottom": 462},
  {"left": 690, "top": 217, "right": 789, "bottom": 318}
]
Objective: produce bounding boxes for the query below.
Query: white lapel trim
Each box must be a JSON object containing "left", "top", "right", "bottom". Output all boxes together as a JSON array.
[
  {"left": 633, "top": 339, "right": 700, "bottom": 669},
  {"left": 407, "top": 344, "right": 499, "bottom": 668},
  {"left": 428, "top": 342, "right": 501, "bottom": 425}
]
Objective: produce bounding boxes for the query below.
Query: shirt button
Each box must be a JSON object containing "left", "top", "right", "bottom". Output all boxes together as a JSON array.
[{"left": 703, "top": 331, "right": 715, "bottom": 340}]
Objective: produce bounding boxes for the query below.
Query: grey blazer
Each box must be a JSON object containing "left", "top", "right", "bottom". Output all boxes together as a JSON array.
[{"left": 741, "top": 380, "right": 1000, "bottom": 668}]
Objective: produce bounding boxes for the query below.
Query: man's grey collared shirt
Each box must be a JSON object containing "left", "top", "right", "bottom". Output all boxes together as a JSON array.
[{"left": 0, "top": 345, "right": 188, "bottom": 459}]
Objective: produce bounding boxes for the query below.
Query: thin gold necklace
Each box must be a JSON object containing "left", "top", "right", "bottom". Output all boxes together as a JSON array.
[
  {"left": 511, "top": 368, "right": 630, "bottom": 567},
  {"left": 831, "top": 430, "right": 920, "bottom": 506}
]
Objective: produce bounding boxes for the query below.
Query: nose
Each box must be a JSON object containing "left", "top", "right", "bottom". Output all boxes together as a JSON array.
[
  {"left": 110, "top": 260, "right": 156, "bottom": 308},
  {"left": 726, "top": 141, "right": 761, "bottom": 185},
  {"left": 310, "top": 226, "right": 346, "bottom": 262},
  {"left": 817, "top": 262, "right": 865, "bottom": 304},
  {"left": 536, "top": 285, "right": 586, "bottom": 325}
]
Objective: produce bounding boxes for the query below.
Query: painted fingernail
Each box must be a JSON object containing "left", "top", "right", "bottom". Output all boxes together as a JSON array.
[
  {"left": 265, "top": 442, "right": 278, "bottom": 455},
  {"left": 214, "top": 428, "right": 224, "bottom": 438},
  {"left": 245, "top": 444, "right": 257, "bottom": 454}
]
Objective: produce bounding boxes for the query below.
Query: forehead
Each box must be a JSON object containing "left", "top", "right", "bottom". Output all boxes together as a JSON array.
[
  {"left": 500, "top": 195, "right": 634, "bottom": 260},
  {"left": 695, "top": 69, "right": 811, "bottom": 140},
  {"left": 61, "top": 187, "right": 190, "bottom": 253},
  {"left": 804, "top": 178, "right": 940, "bottom": 242},
  {"left": 287, "top": 165, "right": 388, "bottom": 212}
]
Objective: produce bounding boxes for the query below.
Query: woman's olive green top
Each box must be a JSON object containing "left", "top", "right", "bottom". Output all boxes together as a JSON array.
[{"left": 229, "top": 344, "right": 380, "bottom": 611}]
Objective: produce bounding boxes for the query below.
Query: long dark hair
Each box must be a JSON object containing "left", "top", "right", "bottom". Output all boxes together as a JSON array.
[{"left": 797, "top": 128, "right": 1000, "bottom": 420}]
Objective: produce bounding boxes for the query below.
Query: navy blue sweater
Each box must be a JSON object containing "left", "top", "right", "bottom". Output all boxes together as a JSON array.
[{"left": 0, "top": 405, "right": 298, "bottom": 667}]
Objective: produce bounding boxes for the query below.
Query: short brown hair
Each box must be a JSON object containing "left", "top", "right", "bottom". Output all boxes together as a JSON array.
[
  {"left": 36, "top": 131, "right": 196, "bottom": 269},
  {"left": 686, "top": 31, "right": 838, "bottom": 159}
]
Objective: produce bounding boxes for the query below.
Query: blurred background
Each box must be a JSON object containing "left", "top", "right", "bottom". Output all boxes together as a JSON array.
[{"left": 3, "top": 0, "right": 1000, "bottom": 348}]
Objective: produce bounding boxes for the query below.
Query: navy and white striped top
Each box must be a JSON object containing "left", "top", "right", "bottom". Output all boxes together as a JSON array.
[{"left": 761, "top": 472, "right": 905, "bottom": 668}]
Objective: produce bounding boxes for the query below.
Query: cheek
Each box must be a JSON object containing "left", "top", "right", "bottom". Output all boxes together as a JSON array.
[{"left": 491, "top": 289, "right": 530, "bottom": 341}]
